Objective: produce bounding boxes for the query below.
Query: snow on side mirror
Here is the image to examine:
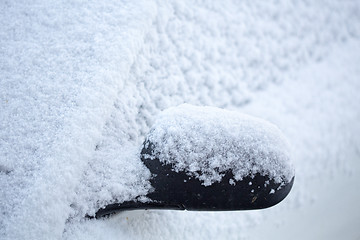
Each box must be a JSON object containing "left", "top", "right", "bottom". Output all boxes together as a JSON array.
[{"left": 95, "top": 104, "right": 294, "bottom": 218}]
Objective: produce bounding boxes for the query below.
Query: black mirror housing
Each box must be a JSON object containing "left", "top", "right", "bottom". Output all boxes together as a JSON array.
[
  {"left": 141, "top": 141, "right": 294, "bottom": 211},
  {"left": 94, "top": 105, "right": 294, "bottom": 218}
]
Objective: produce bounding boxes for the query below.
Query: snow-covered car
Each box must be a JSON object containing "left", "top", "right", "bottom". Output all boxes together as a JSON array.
[{"left": 1, "top": 1, "right": 360, "bottom": 239}]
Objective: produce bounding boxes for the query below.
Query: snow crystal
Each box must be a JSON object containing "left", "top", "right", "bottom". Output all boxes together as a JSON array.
[{"left": 147, "top": 104, "right": 294, "bottom": 186}]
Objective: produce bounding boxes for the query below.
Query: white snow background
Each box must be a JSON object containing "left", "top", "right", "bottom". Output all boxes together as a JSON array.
[{"left": 1, "top": 0, "right": 360, "bottom": 239}]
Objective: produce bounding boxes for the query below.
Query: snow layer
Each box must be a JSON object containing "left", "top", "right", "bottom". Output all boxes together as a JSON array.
[
  {"left": 0, "top": 0, "right": 156, "bottom": 238},
  {"left": 147, "top": 104, "right": 294, "bottom": 186},
  {"left": 1, "top": 0, "right": 360, "bottom": 239}
]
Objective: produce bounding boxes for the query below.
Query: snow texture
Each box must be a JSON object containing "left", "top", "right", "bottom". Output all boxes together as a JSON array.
[
  {"left": 147, "top": 104, "right": 294, "bottom": 186},
  {"left": 1, "top": 0, "right": 360, "bottom": 239}
]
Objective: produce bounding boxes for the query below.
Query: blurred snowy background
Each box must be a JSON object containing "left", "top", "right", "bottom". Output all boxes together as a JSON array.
[{"left": 1, "top": 0, "right": 360, "bottom": 239}]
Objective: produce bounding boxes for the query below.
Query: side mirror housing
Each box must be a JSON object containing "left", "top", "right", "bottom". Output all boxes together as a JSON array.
[{"left": 95, "top": 104, "right": 294, "bottom": 218}]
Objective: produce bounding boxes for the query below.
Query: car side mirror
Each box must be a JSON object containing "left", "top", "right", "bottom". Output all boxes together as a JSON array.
[{"left": 95, "top": 104, "right": 294, "bottom": 218}]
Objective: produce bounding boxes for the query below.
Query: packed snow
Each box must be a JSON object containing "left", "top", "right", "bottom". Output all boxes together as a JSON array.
[
  {"left": 146, "top": 104, "right": 294, "bottom": 186},
  {"left": 1, "top": 0, "right": 360, "bottom": 239}
]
